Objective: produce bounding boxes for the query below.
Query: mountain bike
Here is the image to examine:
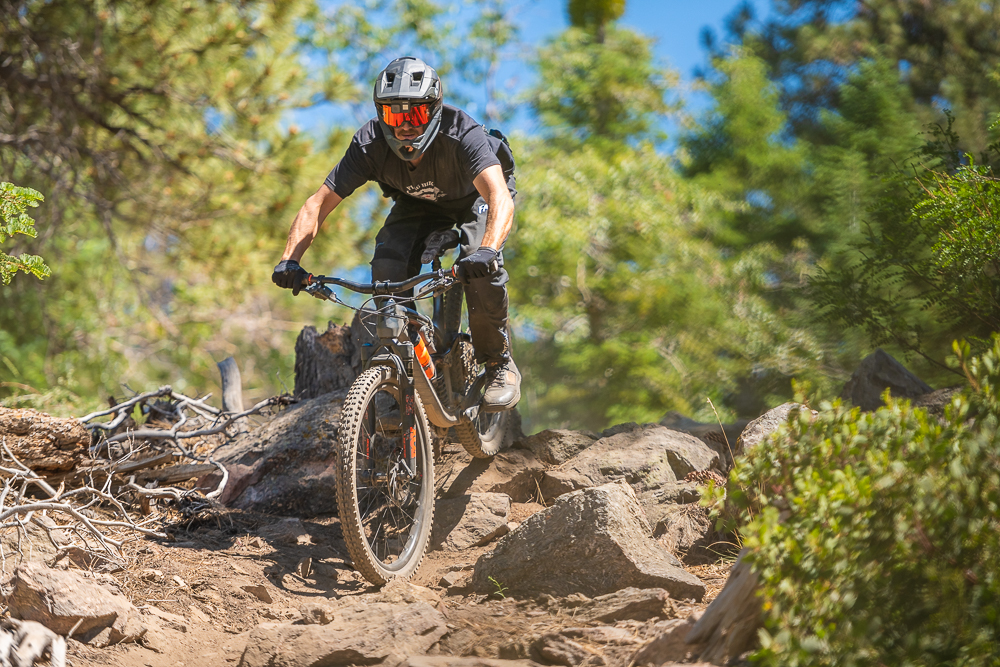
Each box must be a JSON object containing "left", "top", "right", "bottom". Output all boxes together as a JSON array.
[{"left": 301, "top": 229, "right": 515, "bottom": 584}]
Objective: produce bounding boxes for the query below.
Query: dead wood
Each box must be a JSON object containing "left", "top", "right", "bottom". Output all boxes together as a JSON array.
[{"left": 685, "top": 547, "right": 762, "bottom": 663}]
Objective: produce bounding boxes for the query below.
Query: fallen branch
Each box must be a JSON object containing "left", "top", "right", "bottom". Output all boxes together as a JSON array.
[{"left": 98, "top": 396, "right": 279, "bottom": 446}]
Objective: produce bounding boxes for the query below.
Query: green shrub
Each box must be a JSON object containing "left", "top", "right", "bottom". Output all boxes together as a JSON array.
[
  {"left": 729, "top": 338, "right": 1000, "bottom": 666},
  {"left": 0, "top": 182, "right": 49, "bottom": 284}
]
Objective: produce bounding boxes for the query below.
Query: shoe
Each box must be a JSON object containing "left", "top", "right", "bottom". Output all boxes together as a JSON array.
[{"left": 482, "top": 359, "right": 521, "bottom": 412}]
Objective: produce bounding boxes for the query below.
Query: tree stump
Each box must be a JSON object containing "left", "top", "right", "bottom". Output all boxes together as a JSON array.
[
  {"left": 293, "top": 315, "right": 370, "bottom": 400},
  {"left": 685, "top": 547, "right": 762, "bottom": 663}
]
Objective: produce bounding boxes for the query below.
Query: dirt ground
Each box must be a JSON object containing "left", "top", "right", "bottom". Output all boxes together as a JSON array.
[{"left": 57, "top": 446, "right": 729, "bottom": 667}]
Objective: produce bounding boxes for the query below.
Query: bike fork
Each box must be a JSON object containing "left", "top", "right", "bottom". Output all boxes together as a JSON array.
[{"left": 401, "top": 382, "right": 417, "bottom": 477}]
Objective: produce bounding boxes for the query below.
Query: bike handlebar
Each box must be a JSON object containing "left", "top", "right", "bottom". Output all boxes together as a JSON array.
[{"left": 305, "top": 266, "right": 461, "bottom": 295}]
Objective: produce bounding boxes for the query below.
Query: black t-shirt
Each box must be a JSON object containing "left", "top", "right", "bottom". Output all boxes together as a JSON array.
[{"left": 324, "top": 105, "right": 514, "bottom": 208}]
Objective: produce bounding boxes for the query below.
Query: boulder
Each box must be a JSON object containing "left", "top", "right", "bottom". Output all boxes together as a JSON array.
[
  {"left": 472, "top": 481, "right": 705, "bottom": 601},
  {"left": 659, "top": 412, "right": 748, "bottom": 471},
  {"left": 841, "top": 348, "right": 933, "bottom": 411},
  {"left": 513, "top": 429, "right": 597, "bottom": 466},
  {"left": 201, "top": 392, "right": 345, "bottom": 515},
  {"left": 568, "top": 588, "right": 674, "bottom": 623},
  {"left": 258, "top": 518, "right": 314, "bottom": 546},
  {"left": 8, "top": 563, "right": 146, "bottom": 646},
  {"left": 539, "top": 425, "right": 719, "bottom": 502},
  {"left": 735, "top": 403, "right": 813, "bottom": 457},
  {"left": 437, "top": 449, "right": 545, "bottom": 503},
  {"left": 637, "top": 481, "right": 701, "bottom": 511},
  {"left": 238, "top": 601, "right": 447, "bottom": 667},
  {"left": 652, "top": 504, "right": 724, "bottom": 564},
  {"left": 631, "top": 615, "right": 705, "bottom": 666},
  {"left": 432, "top": 493, "right": 511, "bottom": 551},
  {"left": 0, "top": 407, "right": 89, "bottom": 472},
  {"left": 913, "top": 386, "right": 964, "bottom": 416},
  {"left": 402, "top": 659, "right": 541, "bottom": 667},
  {"left": 529, "top": 634, "right": 595, "bottom": 666}
]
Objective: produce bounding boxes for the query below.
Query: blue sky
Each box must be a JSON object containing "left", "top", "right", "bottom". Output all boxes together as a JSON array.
[{"left": 294, "top": 0, "right": 771, "bottom": 138}]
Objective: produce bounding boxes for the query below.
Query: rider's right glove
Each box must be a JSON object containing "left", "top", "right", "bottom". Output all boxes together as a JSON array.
[
  {"left": 272, "top": 259, "right": 310, "bottom": 296},
  {"left": 457, "top": 246, "right": 499, "bottom": 283}
]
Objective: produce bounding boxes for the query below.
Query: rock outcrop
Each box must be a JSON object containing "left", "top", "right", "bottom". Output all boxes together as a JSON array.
[
  {"left": 432, "top": 492, "right": 512, "bottom": 551},
  {"left": 238, "top": 600, "right": 448, "bottom": 667},
  {"left": 437, "top": 449, "right": 545, "bottom": 503},
  {"left": 8, "top": 563, "right": 146, "bottom": 646},
  {"left": 472, "top": 481, "right": 705, "bottom": 601},
  {"left": 512, "top": 429, "right": 597, "bottom": 466},
  {"left": 735, "top": 402, "right": 808, "bottom": 456},
  {"left": 539, "top": 425, "right": 719, "bottom": 502},
  {"left": 840, "top": 348, "right": 933, "bottom": 411}
]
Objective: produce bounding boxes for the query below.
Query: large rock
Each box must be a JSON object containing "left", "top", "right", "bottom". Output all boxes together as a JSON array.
[
  {"left": 513, "top": 429, "right": 597, "bottom": 466},
  {"left": 403, "top": 659, "right": 541, "bottom": 667},
  {"left": 631, "top": 615, "right": 705, "bottom": 666},
  {"left": 734, "top": 402, "right": 813, "bottom": 457},
  {"left": 0, "top": 407, "right": 89, "bottom": 472},
  {"left": 238, "top": 601, "right": 447, "bottom": 667},
  {"left": 8, "top": 563, "right": 146, "bottom": 646},
  {"left": 437, "top": 449, "right": 545, "bottom": 503},
  {"left": 659, "top": 412, "right": 748, "bottom": 471},
  {"left": 653, "top": 504, "right": 722, "bottom": 564},
  {"left": 841, "top": 348, "right": 933, "bottom": 411},
  {"left": 203, "top": 392, "right": 344, "bottom": 515},
  {"left": 472, "top": 481, "right": 705, "bottom": 601},
  {"left": 569, "top": 588, "right": 674, "bottom": 623},
  {"left": 539, "top": 425, "right": 719, "bottom": 502},
  {"left": 432, "top": 493, "right": 511, "bottom": 551}
]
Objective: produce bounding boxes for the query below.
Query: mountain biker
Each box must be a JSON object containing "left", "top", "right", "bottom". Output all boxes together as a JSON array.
[{"left": 271, "top": 56, "right": 520, "bottom": 412}]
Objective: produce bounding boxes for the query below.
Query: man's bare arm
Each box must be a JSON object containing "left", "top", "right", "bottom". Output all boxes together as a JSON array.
[
  {"left": 473, "top": 164, "right": 514, "bottom": 251},
  {"left": 280, "top": 184, "right": 343, "bottom": 262}
]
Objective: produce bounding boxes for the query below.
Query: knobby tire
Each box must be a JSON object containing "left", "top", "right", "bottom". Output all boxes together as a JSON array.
[
  {"left": 336, "top": 366, "right": 434, "bottom": 584},
  {"left": 440, "top": 287, "right": 513, "bottom": 458}
]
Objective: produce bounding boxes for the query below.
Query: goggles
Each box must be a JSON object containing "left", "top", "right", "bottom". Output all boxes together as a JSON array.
[{"left": 380, "top": 103, "right": 431, "bottom": 127}]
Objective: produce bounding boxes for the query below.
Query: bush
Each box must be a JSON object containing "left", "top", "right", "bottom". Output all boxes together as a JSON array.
[
  {"left": 729, "top": 338, "right": 1000, "bottom": 666},
  {"left": 0, "top": 182, "right": 49, "bottom": 284}
]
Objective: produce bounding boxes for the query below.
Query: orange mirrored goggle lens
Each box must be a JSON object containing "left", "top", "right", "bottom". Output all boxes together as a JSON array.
[{"left": 381, "top": 104, "right": 430, "bottom": 127}]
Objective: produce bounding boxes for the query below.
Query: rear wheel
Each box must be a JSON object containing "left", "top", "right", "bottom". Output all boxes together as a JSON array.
[
  {"left": 336, "top": 366, "right": 434, "bottom": 584},
  {"left": 440, "top": 284, "right": 514, "bottom": 458},
  {"left": 451, "top": 340, "right": 514, "bottom": 458}
]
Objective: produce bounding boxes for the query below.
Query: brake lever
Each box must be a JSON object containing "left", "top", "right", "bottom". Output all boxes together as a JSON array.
[{"left": 305, "top": 282, "right": 334, "bottom": 300}]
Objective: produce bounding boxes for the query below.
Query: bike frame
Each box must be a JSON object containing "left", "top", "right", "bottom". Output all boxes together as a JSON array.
[{"left": 304, "top": 262, "right": 476, "bottom": 475}]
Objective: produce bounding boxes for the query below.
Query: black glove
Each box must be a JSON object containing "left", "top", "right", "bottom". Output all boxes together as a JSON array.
[
  {"left": 272, "top": 259, "right": 310, "bottom": 296},
  {"left": 457, "top": 246, "right": 499, "bottom": 282}
]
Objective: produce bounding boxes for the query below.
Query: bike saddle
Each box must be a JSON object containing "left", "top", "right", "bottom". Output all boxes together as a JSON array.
[{"left": 420, "top": 229, "right": 461, "bottom": 265}]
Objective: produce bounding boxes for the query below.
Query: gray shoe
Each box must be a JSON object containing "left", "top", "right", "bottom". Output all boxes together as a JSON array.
[{"left": 482, "top": 359, "right": 521, "bottom": 412}]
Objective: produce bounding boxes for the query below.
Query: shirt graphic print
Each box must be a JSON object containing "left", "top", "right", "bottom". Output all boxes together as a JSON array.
[{"left": 406, "top": 181, "right": 447, "bottom": 201}]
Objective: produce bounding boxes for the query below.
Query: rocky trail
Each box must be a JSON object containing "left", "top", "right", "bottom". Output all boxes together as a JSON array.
[{"left": 0, "top": 344, "right": 952, "bottom": 667}]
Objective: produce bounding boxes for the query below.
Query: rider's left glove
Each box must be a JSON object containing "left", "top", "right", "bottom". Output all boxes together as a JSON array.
[
  {"left": 457, "top": 246, "right": 499, "bottom": 282},
  {"left": 272, "top": 259, "right": 310, "bottom": 296}
]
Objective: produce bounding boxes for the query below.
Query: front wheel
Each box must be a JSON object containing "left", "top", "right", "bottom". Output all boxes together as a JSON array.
[{"left": 336, "top": 366, "right": 434, "bottom": 584}]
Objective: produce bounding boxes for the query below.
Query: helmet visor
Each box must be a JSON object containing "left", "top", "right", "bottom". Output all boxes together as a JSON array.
[{"left": 380, "top": 103, "right": 431, "bottom": 127}]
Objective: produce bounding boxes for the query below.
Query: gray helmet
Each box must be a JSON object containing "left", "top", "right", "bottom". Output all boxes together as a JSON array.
[{"left": 373, "top": 57, "right": 444, "bottom": 162}]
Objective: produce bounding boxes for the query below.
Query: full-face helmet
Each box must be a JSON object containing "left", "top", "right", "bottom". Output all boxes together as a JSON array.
[{"left": 373, "top": 57, "right": 444, "bottom": 162}]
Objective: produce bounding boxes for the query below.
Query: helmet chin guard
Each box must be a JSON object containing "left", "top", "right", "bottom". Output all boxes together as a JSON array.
[{"left": 373, "top": 57, "right": 443, "bottom": 162}]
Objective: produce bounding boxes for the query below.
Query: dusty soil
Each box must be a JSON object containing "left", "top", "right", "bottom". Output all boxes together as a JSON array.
[{"left": 60, "top": 444, "right": 725, "bottom": 667}]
